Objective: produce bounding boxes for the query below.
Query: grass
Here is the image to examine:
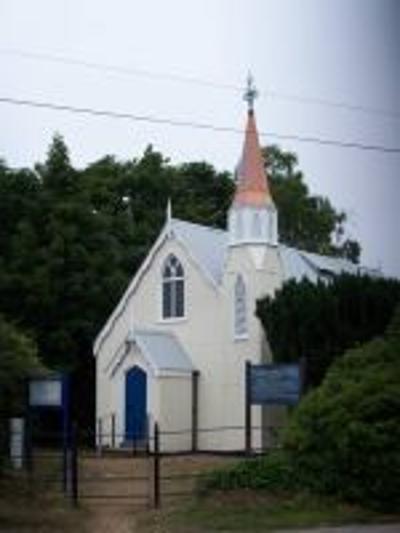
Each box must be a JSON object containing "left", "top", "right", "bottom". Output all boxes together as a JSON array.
[
  {"left": 0, "top": 467, "right": 87, "bottom": 533},
  {"left": 1, "top": 459, "right": 398, "bottom": 533},
  {"left": 139, "top": 490, "right": 399, "bottom": 532}
]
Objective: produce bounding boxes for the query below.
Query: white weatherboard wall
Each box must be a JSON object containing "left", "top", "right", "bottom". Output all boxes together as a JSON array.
[{"left": 158, "top": 375, "right": 192, "bottom": 452}]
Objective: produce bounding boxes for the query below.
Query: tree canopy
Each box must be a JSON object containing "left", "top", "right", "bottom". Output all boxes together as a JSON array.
[{"left": 256, "top": 274, "right": 400, "bottom": 387}]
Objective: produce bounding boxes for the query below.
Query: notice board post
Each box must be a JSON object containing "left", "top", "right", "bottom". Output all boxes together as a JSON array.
[
  {"left": 244, "top": 361, "right": 301, "bottom": 454},
  {"left": 245, "top": 361, "right": 252, "bottom": 455}
]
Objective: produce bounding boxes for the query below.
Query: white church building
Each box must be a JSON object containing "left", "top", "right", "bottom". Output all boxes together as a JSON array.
[{"left": 93, "top": 79, "right": 366, "bottom": 452}]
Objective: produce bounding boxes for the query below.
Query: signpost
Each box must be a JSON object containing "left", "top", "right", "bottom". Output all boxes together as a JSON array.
[
  {"left": 27, "top": 373, "right": 70, "bottom": 491},
  {"left": 245, "top": 360, "right": 304, "bottom": 454}
]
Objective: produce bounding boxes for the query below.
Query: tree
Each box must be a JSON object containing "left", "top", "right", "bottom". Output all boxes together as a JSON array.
[
  {"left": 263, "top": 145, "right": 361, "bottom": 262},
  {"left": 35, "top": 133, "right": 78, "bottom": 194},
  {"left": 256, "top": 274, "right": 400, "bottom": 387}
]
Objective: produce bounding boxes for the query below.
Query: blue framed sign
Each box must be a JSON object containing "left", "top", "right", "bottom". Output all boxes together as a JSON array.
[
  {"left": 29, "top": 377, "right": 63, "bottom": 407},
  {"left": 27, "top": 373, "right": 71, "bottom": 492},
  {"left": 249, "top": 363, "right": 301, "bottom": 406},
  {"left": 244, "top": 360, "right": 305, "bottom": 454}
]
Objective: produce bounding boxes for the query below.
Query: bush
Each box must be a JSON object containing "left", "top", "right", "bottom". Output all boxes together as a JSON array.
[
  {"left": 283, "top": 307, "right": 400, "bottom": 511},
  {"left": 201, "top": 451, "right": 296, "bottom": 493},
  {"left": 0, "top": 316, "right": 41, "bottom": 471}
]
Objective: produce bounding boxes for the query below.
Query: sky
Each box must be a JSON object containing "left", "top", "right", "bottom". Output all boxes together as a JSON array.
[{"left": 0, "top": 0, "right": 399, "bottom": 276}]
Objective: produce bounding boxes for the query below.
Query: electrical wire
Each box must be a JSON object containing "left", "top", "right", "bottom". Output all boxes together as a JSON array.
[
  {"left": 0, "top": 95, "right": 399, "bottom": 154},
  {"left": 1, "top": 48, "right": 398, "bottom": 120}
]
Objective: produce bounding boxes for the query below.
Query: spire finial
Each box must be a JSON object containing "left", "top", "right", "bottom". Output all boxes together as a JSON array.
[{"left": 243, "top": 71, "right": 258, "bottom": 112}]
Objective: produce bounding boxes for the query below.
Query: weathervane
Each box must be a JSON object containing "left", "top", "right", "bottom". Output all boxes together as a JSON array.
[{"left": 243, "top": 72, "right": 258, "bottom": 112}]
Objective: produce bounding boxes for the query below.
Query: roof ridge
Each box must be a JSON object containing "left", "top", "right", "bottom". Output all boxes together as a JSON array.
[{"left": 171, "top": 217, "right": 227, "bottom": 235}]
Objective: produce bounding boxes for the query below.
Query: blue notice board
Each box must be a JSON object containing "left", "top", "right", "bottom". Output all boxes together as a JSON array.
[{"left": 250, "top": 363, "right": 301, "bottom": 405}]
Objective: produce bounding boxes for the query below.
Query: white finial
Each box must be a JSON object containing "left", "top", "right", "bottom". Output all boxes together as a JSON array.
[
  {"left": 243, "top": 71, "right": 258, "bottom": 112},
  {"left": 166, "top": 198, "right": 172, "bottom": 223}
]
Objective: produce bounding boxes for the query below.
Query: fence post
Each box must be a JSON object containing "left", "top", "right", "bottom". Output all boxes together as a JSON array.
[
  {"left": 153, "top": 422, "right": 160, "bottom": 508},
  {"left": 145, "top": 414, "right": 150, "bottom": 455},
  {"left": 97, "top": 418, "right": 102, "bottom": 457},
  {"left": 191, "top": 370, "right": 199, "bottom": 452},
  {"left": 300, "top": 356, "right": 307, "bottom": 395},
  {"left": 245, "top": 360, "right": 252, "bottom": 455},
  {"left": 111, "top": 413, "right": 116, "bottom": 449},
  {"left": 25, "top": 411, "right": 33, "bottom": 474},
  {"left": 71, "top": 423, "right": 78, "bottom": 507},
  {"left": 10, "top": 418, "right": 24, "bottom": 470},
  {"left": 62, "top": 433, "right": 68, "bottom": 493}
]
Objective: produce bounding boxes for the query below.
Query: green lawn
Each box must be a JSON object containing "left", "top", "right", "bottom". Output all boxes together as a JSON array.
[
  {"left": 139, "top": 490, "right": 399, "bottom": 532},
  {"left": 1, "top": 474, "right": 398, "bottom": 532}
]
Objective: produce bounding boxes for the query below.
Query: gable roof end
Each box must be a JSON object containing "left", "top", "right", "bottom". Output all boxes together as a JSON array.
[{"left": 127, "top": 329, "right": 194, "bottom": 374}]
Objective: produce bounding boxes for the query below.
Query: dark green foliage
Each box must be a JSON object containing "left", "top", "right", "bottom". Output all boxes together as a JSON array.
[
  {"left": 283, "top": 312, "right": 400, "bottom": 511},
  {"left": 256, "top": 274, "right": 400, "bottom": 387},
  {"left": 0, "top": 316, "right": 41, "bottom": 468},
  {"left": 201, "top": 451, "right": 296, "bottom": 493},
  {"left": 0, "top": 315, "right": 41, "bottom": 413}
]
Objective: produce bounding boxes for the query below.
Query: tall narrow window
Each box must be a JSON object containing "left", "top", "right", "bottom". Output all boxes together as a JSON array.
[
  {"left": 162, "top": 254, "right": 185, "bottom": 319},
  {"left": 234, "top": 274, "right": 248, "bottom": 337},
  {"left": 236, "top": 212, "right": 243, "bottom": 240},
  {"left": 252, "top": 212, "right": 262, "bottom": 238}
]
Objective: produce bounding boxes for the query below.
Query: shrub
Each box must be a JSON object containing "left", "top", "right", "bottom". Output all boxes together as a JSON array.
[
  {"left": 0, "top": 316, "right": 41, "bottom": 471},
  {"left": 283, "top": 306, "right": 400, "bottom": 511},
  {"left": 200, "top": 451, "right": 296, "bottom": 493}
]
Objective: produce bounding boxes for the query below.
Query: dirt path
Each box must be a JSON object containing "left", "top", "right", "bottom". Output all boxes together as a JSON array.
[{"left": 78, "top": 452, "right": 238, "bottom": 532}]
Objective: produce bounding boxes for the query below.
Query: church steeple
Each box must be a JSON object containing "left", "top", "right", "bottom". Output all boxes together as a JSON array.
[{"left": 228, "top": 75, "right": 278, "bottom": 246}]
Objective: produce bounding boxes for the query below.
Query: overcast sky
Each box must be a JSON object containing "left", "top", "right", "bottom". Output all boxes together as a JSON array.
[{"left": 0, "top": 0, "right": 399, "bottom": 276}]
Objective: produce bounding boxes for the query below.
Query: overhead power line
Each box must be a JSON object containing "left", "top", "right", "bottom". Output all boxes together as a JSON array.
[
  {"left": 0, "top": 95, "right": 399, "bottom": 155},
  {"left": 1, "top": 48, "right": 399, "bottom": 121}
]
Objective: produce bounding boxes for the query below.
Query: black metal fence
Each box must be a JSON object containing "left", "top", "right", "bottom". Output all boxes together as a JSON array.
[{"left": 1, "top": 416, "right": 281, "bottom": 509}]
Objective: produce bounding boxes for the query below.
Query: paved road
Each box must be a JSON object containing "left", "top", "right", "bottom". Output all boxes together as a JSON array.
[{"left": 277, "top": 525, "right": 400, "bottom": 533}]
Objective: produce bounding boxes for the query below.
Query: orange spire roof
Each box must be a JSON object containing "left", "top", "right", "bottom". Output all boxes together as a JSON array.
[{"left": 233, "top": 75, "right": 273, "bottom": 207}]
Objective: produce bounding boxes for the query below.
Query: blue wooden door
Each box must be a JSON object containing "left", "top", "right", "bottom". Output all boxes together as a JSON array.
[{"left": 125, "top": 366, "right": 147, "bottom": 442}]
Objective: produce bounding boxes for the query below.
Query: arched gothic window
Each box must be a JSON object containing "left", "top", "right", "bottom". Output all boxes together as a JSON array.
[
  {"left": 162, "top": 254, "right": 185, "bottom": 318},
  {"left": 234, "top": 274, "right": 248, "bottom": 337},
  {"left": 236, "top": 212, "right": 243, "bottom": 240}
]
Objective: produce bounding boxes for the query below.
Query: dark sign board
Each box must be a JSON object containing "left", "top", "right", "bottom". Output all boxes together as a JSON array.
[{"left": 249, "top": 363, "right": 301, "bottom": 405}]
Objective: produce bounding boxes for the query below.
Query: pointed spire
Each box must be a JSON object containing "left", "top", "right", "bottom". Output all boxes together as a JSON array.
[{"left": 233, "top": 75, "right": 273, "bottom": 207}]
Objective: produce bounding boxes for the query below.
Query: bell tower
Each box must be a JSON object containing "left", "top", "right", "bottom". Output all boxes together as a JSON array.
[{"left": 228, "top": 74, "right": 278, "bottom": 248}]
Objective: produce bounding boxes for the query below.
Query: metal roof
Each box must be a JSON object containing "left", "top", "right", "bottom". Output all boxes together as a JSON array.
[
  {"left": 170, "top": 218, "right": 228, "bottom": 284},
  {"left": 127, "top": 329, "right": 194, "bottom": 373},
  {"left": 170, "top": 218, "right": 373, "bottom": 285},
  {"left": 279, "top": 245, "right": 320, "bottom": 283}
]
